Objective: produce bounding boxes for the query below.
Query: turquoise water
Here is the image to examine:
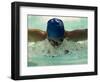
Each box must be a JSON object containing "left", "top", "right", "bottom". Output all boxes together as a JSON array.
[
  {"left": 28, "top": 53, "right": 87, "bottom": 66},
  {"left": 28, "top": 39, "right": 88, "bottom": 66},
  {"left": 28, "top": 15, "right": 87, "bottom": 31}
]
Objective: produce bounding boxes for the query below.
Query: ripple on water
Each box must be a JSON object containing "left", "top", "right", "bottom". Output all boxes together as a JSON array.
[{"left": 28, "top": 39, "right": 88, "bottom": 66}]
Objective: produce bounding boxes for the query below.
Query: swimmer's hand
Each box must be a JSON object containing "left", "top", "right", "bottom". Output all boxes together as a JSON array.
[
  {"left": 64, "top": 29, "right": 87, "bottom": 41},
  {"left": 28, "top": 29, "right": 47, "bottom": 42}
]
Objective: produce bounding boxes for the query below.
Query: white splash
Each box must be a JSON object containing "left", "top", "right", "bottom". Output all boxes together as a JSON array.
[
  {"left": 28, "top": 39, "right": 88, "bottom": 66},
  {"left": 28, "top": 39, "right": 87, "bottom": 56}
]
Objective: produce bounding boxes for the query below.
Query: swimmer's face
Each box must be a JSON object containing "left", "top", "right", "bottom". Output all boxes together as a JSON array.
[{"left": 48, "top": 38, "right": 64, "bottom": 47}]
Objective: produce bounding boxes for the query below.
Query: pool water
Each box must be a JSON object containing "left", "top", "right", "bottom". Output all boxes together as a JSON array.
[{"left": 28, "top": 39, "right": 88, "bottom": 66}]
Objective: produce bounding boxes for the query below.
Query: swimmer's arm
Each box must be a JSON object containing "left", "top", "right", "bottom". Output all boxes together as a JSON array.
[
  {"left": 28, "top": 29, "right": 47, "bottom": 42},
  {"left": 64, "top": 29, "right": 88, "bottom": 41}
]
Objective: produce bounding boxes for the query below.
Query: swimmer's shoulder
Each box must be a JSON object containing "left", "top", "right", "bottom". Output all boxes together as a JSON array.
[
  {"left": 64, "top": 29, "right": 87, "bottom": 41},
  {"left": 28, "top": 29, "right": 47, "bottom": 42}
]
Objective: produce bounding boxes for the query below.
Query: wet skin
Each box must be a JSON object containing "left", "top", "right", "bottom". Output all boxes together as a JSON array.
[{"left": 28, "top": 29, "right": 87, "bottom": 43}]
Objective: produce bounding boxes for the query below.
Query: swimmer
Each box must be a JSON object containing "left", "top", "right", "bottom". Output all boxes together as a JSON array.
[{"left": 28, "top": 18, "right": 87, "bottom": 48}]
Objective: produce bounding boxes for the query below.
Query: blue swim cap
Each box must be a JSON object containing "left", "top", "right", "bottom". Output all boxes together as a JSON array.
[{"left": 47, "top": 18, "right": 65, "bottom": 40}]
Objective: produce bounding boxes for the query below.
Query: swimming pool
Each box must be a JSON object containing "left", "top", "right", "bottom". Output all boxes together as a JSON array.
[{"left": 28, "top": 39, "right": 88, "bottom": 66}]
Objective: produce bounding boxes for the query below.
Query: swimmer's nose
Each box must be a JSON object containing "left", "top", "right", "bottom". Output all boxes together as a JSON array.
[
  {"left": 49, "top": 39, "right": 62, "bottom": 47},
  {"left": 53, "top": 41, "right": 59, "bottom": 46}
]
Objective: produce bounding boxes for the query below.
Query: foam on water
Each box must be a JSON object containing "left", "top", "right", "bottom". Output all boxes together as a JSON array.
[{"left": 28, "top": 39, "right": 88, "bottom": 66}]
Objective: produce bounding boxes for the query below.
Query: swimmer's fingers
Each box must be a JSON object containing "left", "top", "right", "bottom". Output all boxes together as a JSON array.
[
  {"left": 28, "top": 29, "right": 47, "bottom": 42},
  {"left": 64, "top": 29, "right": 88, "bottom": 41}
]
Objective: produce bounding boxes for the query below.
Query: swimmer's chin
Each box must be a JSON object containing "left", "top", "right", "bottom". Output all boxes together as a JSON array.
[
  {"left": 54, "top": 46, "right": 59, "bottom": 48},
  {"left": 50, "top": 44, "right": 62, "bottom": 48}
]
